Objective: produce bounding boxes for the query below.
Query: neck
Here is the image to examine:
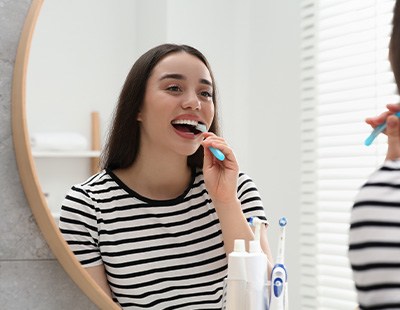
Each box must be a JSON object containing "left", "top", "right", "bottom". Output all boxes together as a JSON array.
[{"left": 115, "top": 150, "right": 193, "bottom": 200}]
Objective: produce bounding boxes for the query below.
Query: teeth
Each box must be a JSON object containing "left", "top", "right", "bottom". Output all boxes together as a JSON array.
[{"left": 171, "top": 120, "right": 199, "bottom": 126}]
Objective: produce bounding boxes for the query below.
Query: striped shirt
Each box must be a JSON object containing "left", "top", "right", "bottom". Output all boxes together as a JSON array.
[
  {"left": 349, "top": 160, "right": 400, "bottom": 310},
  {"left": 59, "top": 168, "right": 267, "bottom": 309}
]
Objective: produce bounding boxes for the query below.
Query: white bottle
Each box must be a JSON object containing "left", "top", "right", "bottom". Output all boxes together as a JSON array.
[
  {"left": 245, "top": 240, "right": 269, "bottom": 310},
  {"left": 225, "top": 239, "right": 248, "bottom": 310}
]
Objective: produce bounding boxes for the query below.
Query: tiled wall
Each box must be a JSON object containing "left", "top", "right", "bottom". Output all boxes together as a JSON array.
[{"left": 0, "top": 1, "right": 97, "bottom": 309}]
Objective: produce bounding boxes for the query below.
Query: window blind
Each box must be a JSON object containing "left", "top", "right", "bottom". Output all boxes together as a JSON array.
[
  {"left": 300, "top": 0, "right": 319, "bottom": 308},
  {"left": 300, "top": 0, "right": 398, "bottom": 309}
]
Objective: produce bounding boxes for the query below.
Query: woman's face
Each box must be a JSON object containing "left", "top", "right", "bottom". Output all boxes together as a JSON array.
[{"left": 138, "top": 52, "right": 215, "bottom": 158}]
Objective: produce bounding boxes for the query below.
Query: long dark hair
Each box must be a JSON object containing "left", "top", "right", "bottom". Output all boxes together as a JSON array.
[
  {"left": 101, "top": 44, "right": 220, "bottom": 170},
  {"left": 390, "top": 0, "right": 400, "bottom": 91}
]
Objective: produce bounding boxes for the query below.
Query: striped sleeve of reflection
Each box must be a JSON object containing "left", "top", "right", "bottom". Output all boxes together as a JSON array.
[
  {"left": 238, "top": 172, "right": 267, "bottom": 221},
  {"left": 58, "top": 172, "right": 116, "bottom": 267}
]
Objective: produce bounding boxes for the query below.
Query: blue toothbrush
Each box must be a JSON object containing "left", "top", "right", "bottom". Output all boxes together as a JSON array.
[
  {"left": 195, "top": 124, "right": 225, "bottom": 161},
  {"left": 364, "top": 111, "right": 400, "bottom": 146}
]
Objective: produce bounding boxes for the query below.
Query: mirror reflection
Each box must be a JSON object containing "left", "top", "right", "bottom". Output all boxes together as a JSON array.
[
  {"left": 27, "top": 1, "right": 300, "bottom": 308},
  {"left": 26, "top": 0, "right": 274, "bottom": 222}
]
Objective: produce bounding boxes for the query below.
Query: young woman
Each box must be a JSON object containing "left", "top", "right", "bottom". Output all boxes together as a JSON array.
[
  {"left": 59, "top": 43, "right": 272, "bottom": 309},
  {"left": 349, "top": 1, "right": 400, "bottom": 308}
]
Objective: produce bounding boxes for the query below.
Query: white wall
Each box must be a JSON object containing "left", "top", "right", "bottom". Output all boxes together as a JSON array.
[
  {"left": 27, "top": 0, "right": 139, "bottom": 213},
  {"left": 27, "top": 0, "right": 138, "bottom": 141},
  {"left": 27, "top": 0, "right": 301, "bottom": 306}
]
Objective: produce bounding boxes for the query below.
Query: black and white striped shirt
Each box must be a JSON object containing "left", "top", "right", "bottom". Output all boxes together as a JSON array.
[
  {"left": 349, "top": 160, "right": 400, "bottom": 310},
  {"left": 59, "top": 168, "right": 267, "bottom": 309}
]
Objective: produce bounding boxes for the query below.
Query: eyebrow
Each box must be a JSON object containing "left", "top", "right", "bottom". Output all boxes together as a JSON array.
[{"left": 159, "top": 73, "right": 213, "bottom": 87}]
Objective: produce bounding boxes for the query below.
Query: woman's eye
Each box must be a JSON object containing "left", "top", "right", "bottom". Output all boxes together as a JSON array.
[
  {"left": 166, "top": 85, "right": 181, "bottom": 92},
  {"left": 201, "top": 91, "right": 213, "bottom": 98}
]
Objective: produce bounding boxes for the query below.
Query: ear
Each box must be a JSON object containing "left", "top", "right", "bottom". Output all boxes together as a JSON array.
[{"left": 136, "top": 112, "right": 142, "bottom": 122}]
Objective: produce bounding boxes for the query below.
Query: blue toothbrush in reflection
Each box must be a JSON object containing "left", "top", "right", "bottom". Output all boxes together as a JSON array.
[
  {"left": 195, "top": 124, "right": 225, "bottom": 161},
  {"left": 365, "top": 111, "right": 400, "bottom": 146}
]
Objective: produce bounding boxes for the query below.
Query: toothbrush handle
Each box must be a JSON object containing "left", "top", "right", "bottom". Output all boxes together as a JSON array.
[
  {"left": 364, "top": 122, "right": 387, "bottom": 146},
  {"left": 364, "top": 111, "right": 400, "bottom": 146},
  {"left": 209, "top": 147, "right": 225, "bottom": 161}
]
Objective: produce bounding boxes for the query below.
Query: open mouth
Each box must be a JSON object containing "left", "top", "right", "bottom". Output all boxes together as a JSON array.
[{"left": 171, "top": 120, "right": 204, "bottom": 135}]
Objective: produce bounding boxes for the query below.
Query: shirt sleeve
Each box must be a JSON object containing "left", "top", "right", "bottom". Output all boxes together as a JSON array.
[
  {"left": 349, "top": 160, "right": 400, "bottom": 307},
  {"left": 237, "top": 172, "right": 267, "bottom": 223},
  {"left": 59, "top": 184, "right": 102, "bottom": 267}
]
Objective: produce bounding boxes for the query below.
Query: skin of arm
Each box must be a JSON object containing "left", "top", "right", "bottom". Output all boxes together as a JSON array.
[
  {"left": 85, "top": 264, "right": 114, "bottom": 300},
  {"left": 201, "top": 132, "right": 253, "bottom": 254},
  {"left": 201, "top": 132, "right": 273, "bottom": 271},
  {"left": 259, "top": 224, "right": 274, "bottom": 273}
]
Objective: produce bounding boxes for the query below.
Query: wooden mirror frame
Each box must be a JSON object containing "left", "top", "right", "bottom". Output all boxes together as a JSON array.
[{"left": 11, "top": 1, "right": 119, "bottom": 308}]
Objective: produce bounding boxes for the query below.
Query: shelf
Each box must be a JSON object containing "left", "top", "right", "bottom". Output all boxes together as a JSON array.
[{"left": 32, "top": 150, "right": 101, "bottom": 158}]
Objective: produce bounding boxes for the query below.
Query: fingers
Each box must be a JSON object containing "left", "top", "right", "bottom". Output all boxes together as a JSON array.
[
  {"left": 366, "top": 110, "right": 391, "bottom": 128},
  {"left": 386, "top": 103, "right": 400, "bottom": 112},
  {"left": 366, "top": 104, "right": 400, "bottom": 130},
  {"left": 201, "top": 133, "right": 228, "bottom": 155},
  {"left": 386, "top": 114, "right": 400, "bottom": 160},
  {"left": 201, "top": 133, "right": 224, "bottom": 168},
  {"left": 201, "top": 132, "right": 237, "bottom": 168}
]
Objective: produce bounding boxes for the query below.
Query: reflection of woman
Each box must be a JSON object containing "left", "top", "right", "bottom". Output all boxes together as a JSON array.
[
  {"left": 348, "top": 1, "right": 400, "bottom": 309},
  {"left": 59, "top": 44, "right": 272, "bottom": 309}
]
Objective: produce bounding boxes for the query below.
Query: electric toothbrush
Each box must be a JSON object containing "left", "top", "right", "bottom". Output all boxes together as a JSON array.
[
  {"left": 269, "top": 217, "right": 288, "bottom": 310},
  {"left": 248, "top": 217, "right": 269, "bottom": 241},
  {"left": 195, "top": 123, "right": 225, "bottom": 161}
]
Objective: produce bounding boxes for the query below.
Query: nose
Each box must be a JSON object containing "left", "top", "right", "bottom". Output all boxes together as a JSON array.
[{"left": 181, "top": 92, "right": 201, "bottom": 110}]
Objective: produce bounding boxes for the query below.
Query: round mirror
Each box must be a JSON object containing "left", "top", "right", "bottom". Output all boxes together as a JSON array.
[{"left": 14, "top": 0, "right": 301, "bottom": 307}]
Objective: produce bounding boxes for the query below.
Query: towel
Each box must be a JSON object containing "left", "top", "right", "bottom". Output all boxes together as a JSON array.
[{"left": 30, "top": 132, "right": 88, "bottom": 151}]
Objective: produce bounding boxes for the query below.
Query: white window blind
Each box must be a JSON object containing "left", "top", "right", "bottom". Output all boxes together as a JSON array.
[{"left": 300, "top": 0, "right": 399, "bottom": 309}]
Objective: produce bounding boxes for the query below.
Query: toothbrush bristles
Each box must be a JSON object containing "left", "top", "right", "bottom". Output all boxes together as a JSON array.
[
  {"left": 196, "top": 123, "right": 207, "bottom": 133},
  {"left": 248, "top": 217, "right": 269, "bottom": 226},
  {"left": 279, "top": 217, "right": 287, "bottom": 227}
]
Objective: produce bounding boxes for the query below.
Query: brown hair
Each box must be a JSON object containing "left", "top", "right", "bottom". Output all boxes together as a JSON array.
[
  {"left": 101, "top": 44, "right": 220, "bottom": 170},
  {"left": 390, "top": 0, "right": 400, "bottom": 91}
]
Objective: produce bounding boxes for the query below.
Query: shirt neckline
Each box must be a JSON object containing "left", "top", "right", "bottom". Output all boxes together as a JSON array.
[{"left": 105, "top": 166, "right": 197, "bottom": 205}]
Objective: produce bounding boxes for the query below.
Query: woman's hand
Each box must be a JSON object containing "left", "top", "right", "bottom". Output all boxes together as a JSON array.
[
  {"left": 201, "top": 132, "right": 239, "bottom": 205},
  {"left": 365, "top": 103, "right": 400, "bottom": 127},
  {"left": 366, "top": 104, "right": 400, "bottom": 160},
  {"left": 201, "top": 132, "right": 255, "bottom": 254}
]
